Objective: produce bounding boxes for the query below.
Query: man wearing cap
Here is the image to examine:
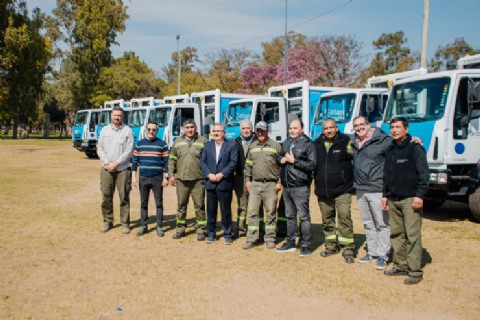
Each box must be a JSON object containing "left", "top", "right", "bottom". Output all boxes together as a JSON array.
[{"left": 243, "top": 121, "right": 282, "bottom": 250}]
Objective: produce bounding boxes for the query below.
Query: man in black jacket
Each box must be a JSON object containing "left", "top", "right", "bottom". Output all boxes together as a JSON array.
[
  {"left": 234, "top": 120, "right": 257, "bottom": 237},
  {"left": 275, "top": 119, "right": 317, "bottom": 257},
  {"left": 314, "top": 118, "right": 355, "bottom": 263},
  {"left": 381, "top": 117, "right": 429, "bottom": 285}
]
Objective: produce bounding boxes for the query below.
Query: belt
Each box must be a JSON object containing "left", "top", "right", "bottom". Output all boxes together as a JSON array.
[
  {"left": 253, "top": 179, "right": 277, "bottom": 183},
  {"left": 388, "top": 196, "right": 408, "bottom": 201}
]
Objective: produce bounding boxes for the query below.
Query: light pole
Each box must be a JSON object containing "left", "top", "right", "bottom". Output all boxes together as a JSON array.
[
  {"left": 420, "top": 0, "right": 429, "bottom": 69},
  {"left": 176, "top": 34, "right": 181, "bottom": 95},
  {"left": 283, "top": 0, "right": 288, "bottom": 85}
]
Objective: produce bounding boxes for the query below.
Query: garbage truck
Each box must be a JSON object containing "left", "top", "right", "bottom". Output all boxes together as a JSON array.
[{"left": 381, "top": 68, "right": 480, "bottom": 221}]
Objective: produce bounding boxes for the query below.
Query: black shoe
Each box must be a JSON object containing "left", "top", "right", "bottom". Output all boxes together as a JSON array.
[
  {"left": 404, "top": 275, "right": 423, "bottom": 285},
  {"left": 275, "top": 242, "right": 297, "bottom": 253},
  {"left": 299, "top": 247, "right": 311, "bottom": 257},
  {"left": 224, "top": 237, "right": 233, "bottom": 245},
  {"left": 320, "top": 249, "right": 338, "bottom": 257},
  {"left": 197, "top": 234, "right": 206, "bottom": 241},
  {"left": 172, "top": 232, "right": 185, "bottom": 239},
  {"left": 100, "top": 223, "right": 112, "bottom": 233},
  {"left": 136, "top": 226, "right": 148, "bottom": 236},
  {"left": 206, "top": 236, "right": 215, "bottom": 244},
  {"left": 344, "top": 255, "right": 355, "bottom": 264},
  {"left": 384, "top": 267, "right": 408, "bottom": 276},
  {"left": 156, "top": 226, "right": 164, "bottom": 237}
]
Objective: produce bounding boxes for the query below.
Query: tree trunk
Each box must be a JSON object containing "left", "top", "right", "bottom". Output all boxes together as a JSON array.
[
  {"left": 44, "top": 115, "right": 50, "bottom": 138},
  {"left": 12, "top": 116, "right": 18, "bottom": 139}
]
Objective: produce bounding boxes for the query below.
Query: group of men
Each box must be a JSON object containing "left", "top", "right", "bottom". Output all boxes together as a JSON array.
[{"left": 97, "top": 106, "right": 429, "bottom": 286}]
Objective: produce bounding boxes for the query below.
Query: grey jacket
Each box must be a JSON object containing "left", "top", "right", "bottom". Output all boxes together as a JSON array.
[{"left": 352, "top": 128, "right": 392, "bottom": 192}]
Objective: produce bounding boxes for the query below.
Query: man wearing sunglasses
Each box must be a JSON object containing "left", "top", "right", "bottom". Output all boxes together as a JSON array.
[{"left": 131, "top": 122, "right": 169, "bottom": 236}]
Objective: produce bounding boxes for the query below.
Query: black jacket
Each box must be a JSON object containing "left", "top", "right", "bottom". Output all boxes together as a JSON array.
[
  {"left": 234, "top": 134, "right": 257, "bottom": 176},
  {"left": 383, "top": 134, "right": 429, "bottom": 199},
  {"left": 279, "top": 134, "right": 316, "bottom": 188},
  {"left": 314, "top": 132, "right": 354, "bottom": 199}
]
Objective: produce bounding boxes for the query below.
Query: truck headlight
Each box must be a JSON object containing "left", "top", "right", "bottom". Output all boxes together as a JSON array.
[{"left": 429, "top": 172, "right": 448, "bottom": 184}]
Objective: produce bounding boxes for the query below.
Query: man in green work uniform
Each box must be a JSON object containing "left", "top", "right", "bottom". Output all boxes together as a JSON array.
[
  {"left": 313, "top": 118, "right": 355, "bottom": 263},
  {"left": 243, "top": 121, "right": 282, "bottom": 250},
  {"left": 168, "top": 119, "right": 208, "bottom": 241}
]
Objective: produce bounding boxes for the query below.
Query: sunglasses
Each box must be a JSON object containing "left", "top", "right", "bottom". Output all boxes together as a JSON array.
[{"left": 147, "top": 128, "right": 157, "bottom": 132}]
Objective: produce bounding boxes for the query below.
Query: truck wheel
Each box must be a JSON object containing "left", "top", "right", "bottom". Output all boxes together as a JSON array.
[
  {"left": 469, "top": 187, "right": 480, "bottom": 222},
  {"left": 85, "top": 151, "right": 97, "bottom": 159}
]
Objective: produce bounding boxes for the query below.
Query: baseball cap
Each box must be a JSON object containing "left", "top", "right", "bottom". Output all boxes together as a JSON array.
[{"left": 255, "top": 121, "right": 268, "bottom": 131}]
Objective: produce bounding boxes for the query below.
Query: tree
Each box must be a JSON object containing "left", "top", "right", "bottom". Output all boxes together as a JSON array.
[
  {"left": 356, "top": 31, "right": 417, "bottom": 86},
  {"left": 0, "top": 1, "right": 52, "bottom": 138},
  {"left": 94, "top": 51, "right": 165, "bottom": 105},
  {"left": 52, "top": 0, "right": 128, "bottom": 110},
  {"left": 261, "top": 31, "right": 307, "bottom": 66},
  {"left": 201, "top": 48, "right": 256, "bottom": 92},
  {"left": 43, "top": 97, "right": 66, "bottom": 137},
  {"left": 161, "top": 46, "right": 199, "bottom": 83},
  {"left": 429, "top": 38, "right": 480, "bottom": 71}
]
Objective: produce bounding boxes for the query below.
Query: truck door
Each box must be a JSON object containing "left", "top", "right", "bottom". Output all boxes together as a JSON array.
[
  {"left": 168, "top": 105, "right": 203, "bottom": 147},
  {"left": 449, "top": 76, "right": 480, "bottom": 165},
  {"left": 254, "top": 101, "right": 287, "bottom": 142}
]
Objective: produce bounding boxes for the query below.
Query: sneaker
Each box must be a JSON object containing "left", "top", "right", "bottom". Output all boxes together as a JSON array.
[
  {"left": 100, "top": 223, "right": 112, "bottom": 233},
  {"left": 299, "top": 247, "right": 311, "bottom": 257},
  {"left": 358, "top": 254, "right": 375, "bottom": 263},
  {"left": 172, "top": 232, "right": 185, "bottom": 239},
  {"left": 375, "top": 257, "right": 387, "bottom": 270},
  {"left": 404, "top": 275, "right": 423, "bottom": 285},
  {"left": 320, "top": 249, "right": 338, "bottom": 258},
  {"left": 206, "top": 236, "right": 215, "bottom": 244},
  {"left": 224, "top": 237, "right": 233, "bottom": 245},
  {"left": 156, "top": 226, "right": 164, "bottom": 237},
  {"left": 344, "top": 255, "right": 355, "bottom": 264},
  {"left": 275, "top": 242, "right": 297, "bottom": 253},
  {"left": 266, "top": 242, "right": 276, "bottom": 249},
  {"left": 136, "top": 226, "right": 148, "bottom": 236},
  {"left": 197, "top": 234, "right": 206, "bottom": 241},
  {"left": 384, "top": 267, "right": 408, "bottom": 276},
  {"left": 243, "top": 242, "right": 254, "bottom": 250},
  {"left": 121, "top": 225, "right": 131, "bottom": 234}
]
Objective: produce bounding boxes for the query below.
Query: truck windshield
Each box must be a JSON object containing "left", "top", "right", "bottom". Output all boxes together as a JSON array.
[
  {"left": 225, "top": 102, "right": 252, "bottom": 126},
  {"left": 74, "top": 112, "right": 88, "bottom": 125},
  {"left": 384, "top": 77, "right": 450, "bottom": 122},
  {"left": 149, "top": 107, "right": 171, "bottom": 127},
  {"left": 99, "top": 110, "right": 110, "bottom": 125},
  {"left": 313, "top": 93, "right": 356, "bottom": 124},
  {"left": 128, "top": 109, "right": 146, "bottom": 127}
]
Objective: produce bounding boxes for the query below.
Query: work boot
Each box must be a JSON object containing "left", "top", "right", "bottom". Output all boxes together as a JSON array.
[
  {"left": 243, "top": 242, "right": 254, "bottom": 250},
  {"left": 320, "top": 249, "right": 338, "bottom": 257},
  {"left": 100, "top": 222, "right": 112, "bottom": 233},
  {"left": 121, "top": 225, "right": 131, "bottom": 234},
  {"left": 404, "top": 275, "right": 423, "bottom": 285}
]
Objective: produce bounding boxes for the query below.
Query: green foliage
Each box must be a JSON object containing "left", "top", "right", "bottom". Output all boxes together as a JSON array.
[
  {"left": 52, "top": 0, "right": 128, "bottom": 110},
  {"left": 94, "top": 51, "right": 166, "bottom": 104},
  {"left": 261, "top": 31, "right": 307, "bottom": 66},
  {"left": 0, "top": 1, "right": 52, "bottom": 138},
  {"left": 429, "top": 38, "right": 480, "bottom": 71}
]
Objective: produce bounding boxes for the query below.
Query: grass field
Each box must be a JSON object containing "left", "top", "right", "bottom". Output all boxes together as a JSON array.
[{"left": 0, "top": 139, "right": 479, "bottom": 320}]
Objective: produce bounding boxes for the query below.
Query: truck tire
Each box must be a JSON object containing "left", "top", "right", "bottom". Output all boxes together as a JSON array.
[
  {"left": 85, "top": 151, "right": 98, "bottom": 159},
  {"left": 469, "top": 187, "right": 480, "bottom": 222}
]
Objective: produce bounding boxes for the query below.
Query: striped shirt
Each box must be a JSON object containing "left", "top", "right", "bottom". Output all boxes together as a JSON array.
[{"left": 131, "top": 138, "right": 169, "bottom": 178}]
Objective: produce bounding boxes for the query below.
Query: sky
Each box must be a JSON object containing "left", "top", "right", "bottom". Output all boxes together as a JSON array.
[{"left": 32, "top": 0, "right": 480, "bottom": 75}]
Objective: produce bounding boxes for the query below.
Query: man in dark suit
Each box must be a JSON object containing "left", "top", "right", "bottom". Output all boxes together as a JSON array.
[{"left": 201, "top": 123, "right": 238, "bottom": 245}]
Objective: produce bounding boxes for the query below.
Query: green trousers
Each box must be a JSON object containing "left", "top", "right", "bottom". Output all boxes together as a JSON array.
[
  {"left": 387, "top": 197, "right": 423, "bottom": 277},
  {"left": 247, "top": 181, "right": 277, "bottom": 243},
  {"left": 318, "top": 192, "right": 355, "bottom": 256},
  {"left": 100, "top": 168, "right": 131, "bottom": 226},
  {"left": 175, "top": 179, "right": 206, "bottom": 235}
]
